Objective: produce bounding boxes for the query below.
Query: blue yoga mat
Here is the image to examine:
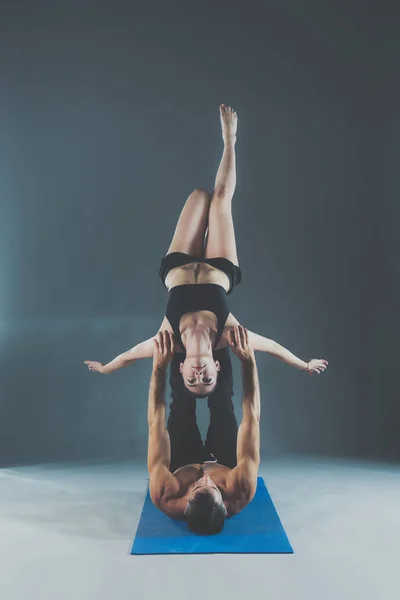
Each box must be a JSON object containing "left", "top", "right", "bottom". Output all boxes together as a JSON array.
[{"left": 131, "top": 476, "right": 293, "bottom": 554}]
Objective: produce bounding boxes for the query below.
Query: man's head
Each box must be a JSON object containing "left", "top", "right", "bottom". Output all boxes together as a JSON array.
[
  {"left": 179, "top": 356, "right": 220, "bottom": 397},
  {"left": 184, "top": 475, "right": 227, "bottom": 534}
]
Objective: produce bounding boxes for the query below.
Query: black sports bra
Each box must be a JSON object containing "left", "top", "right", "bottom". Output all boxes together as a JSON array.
[{"left": 165, "top": 284, "right": 230, "bottom": 352}]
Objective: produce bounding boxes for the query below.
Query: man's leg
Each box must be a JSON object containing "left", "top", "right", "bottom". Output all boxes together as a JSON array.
[
  {"left": 167, "top": 352, "right": 205, "bottom": 472},
  {"left": 204, "top": 347, "right": 238, "bottom": 468}
]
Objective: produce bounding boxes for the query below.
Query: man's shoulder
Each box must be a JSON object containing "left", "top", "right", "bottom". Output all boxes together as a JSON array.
[
  {"left": 149, "top": 467, "right": 187, "bottom": 517},
  {"left": 156, "top": 493, "right": 187, "bottom": 520},
  {"left": 224, "top": 461, "right": 258, "bottom": 514}
]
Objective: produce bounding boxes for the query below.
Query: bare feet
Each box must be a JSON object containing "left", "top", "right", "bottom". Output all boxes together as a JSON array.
[{"left": 220, "top": 104, "right": 237, "bottom": 143}]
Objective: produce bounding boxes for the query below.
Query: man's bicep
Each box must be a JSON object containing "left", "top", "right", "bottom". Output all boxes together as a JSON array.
[
  {"left": 227, "top": 416, "right": 260, "bottom": 504},
  {"left": 227, "top": 457, "right": 258, "bottom": 511},
  {"left": 147, "top": 421, "right": 178, "bottom": 505},
  {"left": 149, "top": 463, "right": 179, "bottom": 506}
]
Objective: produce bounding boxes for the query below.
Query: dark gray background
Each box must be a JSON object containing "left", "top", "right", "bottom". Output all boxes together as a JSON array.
[{"left": 0, "top": 0, "right": 398, "bottom": 466}]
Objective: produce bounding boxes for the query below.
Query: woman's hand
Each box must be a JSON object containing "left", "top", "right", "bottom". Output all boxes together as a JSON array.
[
  {"left": 153, "top": 330, "right": 176, "bottom": 371},
  {"left": 306, "top": 358, "right": 328, "bottom": 375},
  {"left": 84, "top": 360, "right": 105, "bottom": 374},
  {"left": 228, "top": 325, "right": 255, "bottom": 363}
]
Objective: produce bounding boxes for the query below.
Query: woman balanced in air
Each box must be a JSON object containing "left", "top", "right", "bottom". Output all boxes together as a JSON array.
[{"left": 85, "top": 105, "right": 328, "bottom": 394}]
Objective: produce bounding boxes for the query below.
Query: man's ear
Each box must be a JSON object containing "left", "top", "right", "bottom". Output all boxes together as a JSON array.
[
  {"left": 179, "top": 362, "right": 184, "bottom": 373},
  {"left": 215, "top": 360, "right": 221, "bottom": 371}
]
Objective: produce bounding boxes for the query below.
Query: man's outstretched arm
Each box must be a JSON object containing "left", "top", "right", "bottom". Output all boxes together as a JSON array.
[
  {"left": 147, "top": 364, "right": 170, "bottom": 471},
  {"left": 147, "top": 332, "right": 180, "bottom": 507},
  {"left": 227, "top": 326, "right": 261, "bottom": 508}
]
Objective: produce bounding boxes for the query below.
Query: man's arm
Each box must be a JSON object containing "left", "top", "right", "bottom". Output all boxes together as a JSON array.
[
  {"left": 228, "top": 356, "right": 260, "bottom": 503},
  {"left": 147, "top": 365, "right": 171, "bottom": 472},
  {"left": 226, "top": 327, "right": 260, "bottom": 510},
  {"left": 147, "top": 333, "right": 180, "bottom": 507}
]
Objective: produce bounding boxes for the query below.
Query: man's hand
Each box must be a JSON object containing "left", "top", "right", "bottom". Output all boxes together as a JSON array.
[
  {"left": 153, "top": 330, "right": 176, "bottom": 371},
  {"left": 228, "top": 325, "right": 255, "bottom": 363},
  {"left": 84, "top": 360, "right": 105, "bottom": 374}
]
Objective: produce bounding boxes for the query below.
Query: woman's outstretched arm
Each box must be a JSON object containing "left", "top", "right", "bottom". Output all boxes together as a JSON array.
[
  {"left": 84, "top": 337, "right": 155, "bottom": 374},
  {"left": 247, "top": 330, "right": 328, "bottom": 375}
]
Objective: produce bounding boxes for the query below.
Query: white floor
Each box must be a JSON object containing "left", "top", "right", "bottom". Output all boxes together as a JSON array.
[{"left": 0, "top": 455, "right": 399, "bottom": 600}]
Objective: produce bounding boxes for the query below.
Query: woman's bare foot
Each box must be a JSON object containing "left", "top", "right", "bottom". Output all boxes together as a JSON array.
[{"left": 220, "top": 104, "right": 237, "bottom": 143}]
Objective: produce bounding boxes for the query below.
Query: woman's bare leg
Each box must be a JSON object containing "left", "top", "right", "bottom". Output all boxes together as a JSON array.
[
  {"left": 166, "top": 188, "right": 211, "bottom": 258},
  {"left": 205, "top": 105, "right": 239, "bottom": 265}
]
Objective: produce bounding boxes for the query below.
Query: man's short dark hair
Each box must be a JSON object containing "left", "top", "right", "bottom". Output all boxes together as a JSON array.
[{"left": 184, "top": 491, "right": 227, "bottom": 535}]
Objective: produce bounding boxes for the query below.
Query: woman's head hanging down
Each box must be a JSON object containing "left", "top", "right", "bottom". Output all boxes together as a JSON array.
[{"left": 178, "top": 343, "right": 221, "bottom": 397}]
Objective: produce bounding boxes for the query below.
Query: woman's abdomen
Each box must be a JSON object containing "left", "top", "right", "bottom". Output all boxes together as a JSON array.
[{"left": 166, "top": 263, "right": 230, "bottom": 292}]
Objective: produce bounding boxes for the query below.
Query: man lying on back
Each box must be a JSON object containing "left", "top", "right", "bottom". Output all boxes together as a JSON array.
[{"left": 147, "top": 325, "right": 261, "bottom": 534}]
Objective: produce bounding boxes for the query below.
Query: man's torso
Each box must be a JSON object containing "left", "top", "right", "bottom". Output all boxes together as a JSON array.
[{"left": 155, "top": 462, "right": 251, "bottom": 519}]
